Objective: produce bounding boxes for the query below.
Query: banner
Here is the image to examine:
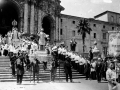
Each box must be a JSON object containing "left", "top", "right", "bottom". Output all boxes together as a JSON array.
[{"left": 108, "top": 31, "right": 120, "bottom": 56}]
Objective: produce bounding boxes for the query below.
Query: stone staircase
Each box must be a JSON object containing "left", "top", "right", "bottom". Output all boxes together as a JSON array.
[{"left": 0, "top": 56, "right": 85, "bottom": 82}]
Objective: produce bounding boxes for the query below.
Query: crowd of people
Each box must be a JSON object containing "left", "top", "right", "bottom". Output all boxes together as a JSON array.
[
  {"left": 0, "top": 26, "right": 119, "bottom": 90},
  {"left": 51, "top": 44, "right": 120, "bottom": 90}
]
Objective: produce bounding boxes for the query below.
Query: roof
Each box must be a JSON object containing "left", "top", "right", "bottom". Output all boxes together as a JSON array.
[
  {"left": 94, "top": 10, "right": 120, "bottom": 18},
  {"left": 60, "top": 14, "right": 87, "bottom": 20}
]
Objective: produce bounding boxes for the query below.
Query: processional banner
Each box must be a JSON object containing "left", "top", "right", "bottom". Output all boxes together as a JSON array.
[{"left": 108, "top": 31, "right": 120, "bottom": 56}]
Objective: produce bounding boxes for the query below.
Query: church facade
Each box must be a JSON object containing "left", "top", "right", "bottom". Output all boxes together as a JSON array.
[
  {"left": 1, "top": 0, "right": 120, "bottom": 56},
  {"left": 0, "top": 0, "right": 64, "bottom": 43}
]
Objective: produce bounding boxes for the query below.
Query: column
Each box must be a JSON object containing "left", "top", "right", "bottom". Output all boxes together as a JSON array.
[
  {"left": 20, "top": 17, "right": 24, "bottom": 32},
  {"left": 55, "top": 17, "right": 58, "bottom": 41},
  {"left": 30, "top": 1, "right": 35, "bottom": 34},
  {"left": 38, "top": 9, "right": 42, "bottom": 33},
  {"left": 23, "top": 0, "right": 28, "bottom": 33},
  {"left": 58, "top": 17, "right": 61, "bottom": 41}
]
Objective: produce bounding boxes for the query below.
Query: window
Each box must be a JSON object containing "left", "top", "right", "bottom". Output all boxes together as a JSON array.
[
  {"left": 72, "top": 31, "right": 75, "bottom": 36},
  {"left": 93, "top": 24, "right": 96, "bottom": 27},
  {"left": 112, "top": 27, "right": 114, "bottom": 30},
  {"left": 111, "top": 16, "right": 114, "bottom": 22},
  {"left": 72, "top": 21, "right": 75, "bottom": 24},
  {"left": 103, "top": 25, "right": 105, "bottom": 28},
  {"left": 61, "top": 19, "right": 62, "bottom": 22},
  {"left": 60, "top": 29, "right": 63, "bottom": 35},
  {"left": 93, "top": 33, "right": 96, "bottom": 38},
  {"left": 119, "top": 17, "right": 120, "bottom": 23},
  {"left": 103, "top": 33, "right": 106, "bottom": 39}
]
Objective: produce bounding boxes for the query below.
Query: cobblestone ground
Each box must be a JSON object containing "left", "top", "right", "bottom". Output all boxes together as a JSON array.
[{"left": 0, "top": 79, "right": 119, "bottom": 90}]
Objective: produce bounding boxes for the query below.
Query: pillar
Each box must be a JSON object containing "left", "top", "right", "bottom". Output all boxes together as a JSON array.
[
  {"left": 38, "top": 9, "right": 42, "bottom": 33},
  {"left": 30, "top": 1, "right": 35, "bottom": 34},
  {"left": 23, "top": 0, "right": 29, "bottom": 33},
  {"left": 58, "top": 17, "right": 61, "bottom": 41},
  {"left": 55, "top": 17, "right": 58, "bottom": 41}
]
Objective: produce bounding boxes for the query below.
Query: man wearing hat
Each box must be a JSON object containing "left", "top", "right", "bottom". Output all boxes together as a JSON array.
[
  {"left": 96, "top": 58, "right": 102, "bottom": 83},
  {"left": 37, "top": 28, "right": 47, "bottom": 51}
]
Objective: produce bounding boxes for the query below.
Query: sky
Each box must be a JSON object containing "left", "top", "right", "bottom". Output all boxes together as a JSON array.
[{"left": 60, "top": 0, "right": 120, "bottom": 18}]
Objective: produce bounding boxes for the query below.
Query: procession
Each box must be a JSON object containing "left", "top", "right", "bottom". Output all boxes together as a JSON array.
[{"left": 0, "top": 24, "right": 118, "bottom": 90}]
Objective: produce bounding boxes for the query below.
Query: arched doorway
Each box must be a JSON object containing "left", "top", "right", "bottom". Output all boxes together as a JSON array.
[
  {"left": 42, "top": 15, "right": 54, "bottom": 43},
  {"left": 0, "top": 0, "right": 19, "bottom": 37}
]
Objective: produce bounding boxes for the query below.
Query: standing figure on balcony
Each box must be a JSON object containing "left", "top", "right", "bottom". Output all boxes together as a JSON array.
[
  {"left": 70, "top": 39, "right": 77, "bottom": 52},
  {"left": 37, "top": 28, "right": 47, "bottom": 51}
]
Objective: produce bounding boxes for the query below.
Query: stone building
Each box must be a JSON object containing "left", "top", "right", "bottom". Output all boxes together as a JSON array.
[
  {"left": 1, "top": 0, "right": 120, "bottom": 56},
  {"left": 0, "top": 0, "right": 64, "bottom": 43},
  {"left": 60, "top": 11, "right": 120, "bottom": 56}
]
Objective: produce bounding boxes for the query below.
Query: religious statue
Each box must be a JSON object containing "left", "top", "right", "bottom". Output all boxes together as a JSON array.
[
  {"left": 11, "top": 27, "right": 19, "bottom": 42},
  {"left": 37, "top": 28, "right": 48, "bottom": 51},
  {"left": 7, "top": 31, "right": 12, "bottom": 45}
]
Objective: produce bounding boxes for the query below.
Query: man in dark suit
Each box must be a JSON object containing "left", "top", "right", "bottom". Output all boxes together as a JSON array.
[
  {"left": 50, "top": 58, "right": 59, "bottom": 82},
  {"left": 64, "top": 56, "right": 72, "bottom": 82},
  {"left": 32, "top": 58, "right": 40, "bottom": 83},
  {"left": 10, "top": 53, "right": 17, "bottom": 77},
  {"left": 84, "top": 60, "right": 91, "bottom": 80},
  {"left": 96, "top": 58, "right": 102, "bottom": 83},
  {"left": 16, "top": 55, "right": 24, "bottom": 85}
]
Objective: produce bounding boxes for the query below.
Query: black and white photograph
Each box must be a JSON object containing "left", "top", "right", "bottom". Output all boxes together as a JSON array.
[{"left": 0, "top": 0, "right": 120, "bottom": 90}]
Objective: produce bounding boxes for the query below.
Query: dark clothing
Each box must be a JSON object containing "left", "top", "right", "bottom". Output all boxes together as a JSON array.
[
  {"left": 43, "top": 61, "right": 47, "bottom": 70},
  {"left": 16, "top": 57, "right": 24, "bottom": 84},
  {"left": 17, "top": 75, "right": 23, "bottom": 84},
  {"left": 10, "top": 56, "right": 17, "bottom": 76},
  {"left": 64, "top": 60, "right": 72, "bottom": 82},
  {"left": 3, "top": 49, "right": 8, "bottom": 56},
  {"left": 84, "top": 63, "right": 91, "bottom": 79},
  {"left": 96, "top": 62, "right": 102, "bottom": 82},
  {"left": 89, "top": 50, "right": 93, "bottom": 62},
  {"left": 32, "top": 59, "right": 40, "bottom": 82},
  {"left": 50, "top": 60, "right": 59, "bottom": 81},
  {"left": 70, "top": 42, "right": 77, "bottom": 52}
]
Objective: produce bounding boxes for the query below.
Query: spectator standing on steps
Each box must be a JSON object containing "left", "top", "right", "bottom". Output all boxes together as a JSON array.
[
  {"left": 32, "top": 58, "right": 40, "bottom": 83},
  {"left": 64, "top": 56, "right": 73, "bottom": 82},
  {"left": 16, "top": 55, "right": 24, "bottom": 85},
  {"left": 96, "top": 58, "right": 102, "bottom": 83},
  {"left": 50, "top": 56, "right": 59, "bottom": 82}
]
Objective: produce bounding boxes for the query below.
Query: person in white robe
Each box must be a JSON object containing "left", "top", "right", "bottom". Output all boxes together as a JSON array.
[
  {"left": 37, "top": 28, "right": 47, "bottom": 51},
  {"left": 106, "top": 62, "right": 119, "bottom": 90}
]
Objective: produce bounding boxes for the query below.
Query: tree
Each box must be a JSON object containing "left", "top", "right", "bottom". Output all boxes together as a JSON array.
[{"left": 76, "top": 19, "right": 92, "bottom": 53}]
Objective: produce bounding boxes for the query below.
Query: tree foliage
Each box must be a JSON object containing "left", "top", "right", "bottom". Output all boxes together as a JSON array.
[{"left": 76, "top": 19, "right": 92, "bottom": 53}]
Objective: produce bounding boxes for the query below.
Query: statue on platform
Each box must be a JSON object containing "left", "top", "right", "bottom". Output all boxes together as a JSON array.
[
  {"left": 37, "top": 28, "right": 48, "bottom": 51},
  {"left": 11, "top": 27, "right": 19, "bottom": 42},
  {"left": 7, "top": 31, "right": 12, "bottom": 45}
]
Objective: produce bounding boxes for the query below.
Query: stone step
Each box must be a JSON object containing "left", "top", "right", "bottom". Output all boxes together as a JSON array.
[
  {"left": 0, "top": 73, "right": 84, "bottom": 77},
  {"left": 0, "top": 56, "right": 86, "bottom": 82},
  {"left": 0, "top": 69, "right": 80, "bottom": 73},
  {"left": 0, "top": 76, "right": 84, "bottom": 82}
]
